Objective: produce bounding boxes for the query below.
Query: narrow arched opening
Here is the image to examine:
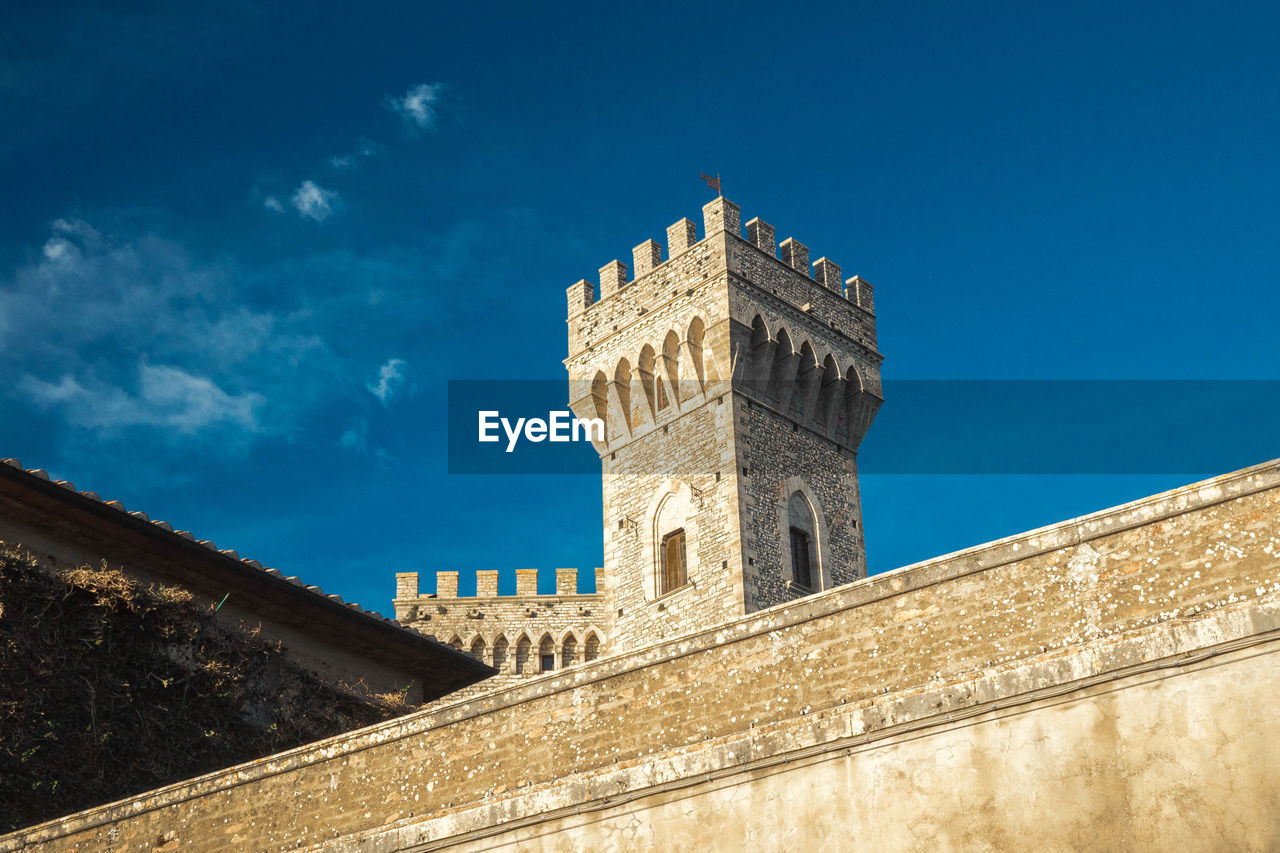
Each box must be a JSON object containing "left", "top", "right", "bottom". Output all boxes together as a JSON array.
[
  {"left": 539, "top": 634, "right": 556, "bottom": 673},
  {"left": 687, "top": 316, "right": 706, "bottom": 389},
  {"left": 561, "top": 633, "right": 578, "bottom": 667},
  {"left": 492, "top": 635, "right": 509, "bottom": 672},
  {"left": 817, "top": 354, "right": 841, "bottom": 427},
  {"left": 792, "top": 340, "right": 820, "bottom": 418},
  {"left": 770, "top": 327, "right": 794, "bottom": 403},
  {"left": 638, "top": 344, "right": 657, "bottom": 419},
  {"left": 515, "top": 635, "right": 532, "bottom": 674},
  {"left": 614, "top": 358, "right": 632, "bottom": 430},
  {"left": 584, "top": 632, "right": 601, "bottom": 662}
]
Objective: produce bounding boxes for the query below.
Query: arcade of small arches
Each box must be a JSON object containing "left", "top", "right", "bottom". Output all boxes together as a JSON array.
[
  {"left": 587, "top": 315, "right": 721, "bottom": 441},
  {"left": 583, "top": 313, "right": 879, "bottom": 451},
  {"left": 742, "top": 313, "right": 880, "bottom": 449},
  {"left": 442, "top": 630, "right": 607, "bottom": 675}
]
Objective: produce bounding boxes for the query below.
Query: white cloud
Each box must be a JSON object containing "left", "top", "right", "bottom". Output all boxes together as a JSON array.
[
  {"left": 22, "top": 364, "right": 263, "bottom": 434},
  {"left": 263, "top": 195, "right": 285, "bottom": 212},
  {"left": 328, "top": 137, "right": 385, "bottom": 170},
  {"left": 291, "top": 180, "right": 338, "bottom": 222},
  {"left": 384, "top": 83, "right": 442, "bottom": 132},
  {"left": 0, "top": 209, "right": 509, "bottom": 465},
  {"left": 338, "top": 417, "right": 368, "bottom": 452},
  {"left": 0, "top": 217, "right": 325, "bottom": 448},
  {"left": 336, "top": 416, "right": 397, "bottom": 466},
  {"left": 366, "top": 357, "right": 410, "bottom": 405},
  {"left": 2, "top": 218, "right": 262, "bottom": 361}
]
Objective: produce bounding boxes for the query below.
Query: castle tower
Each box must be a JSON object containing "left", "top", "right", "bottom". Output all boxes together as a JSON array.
[{"left": 566, "top": 197, "right": 883, "bottom": 649}]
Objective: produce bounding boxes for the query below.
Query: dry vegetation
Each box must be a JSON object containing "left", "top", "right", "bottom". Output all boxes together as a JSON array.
[{"left": 0, "top": 546, "right": 414, "bottom": 833}]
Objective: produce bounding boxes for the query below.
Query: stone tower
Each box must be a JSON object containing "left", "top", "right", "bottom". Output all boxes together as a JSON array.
[{"left": 566, "top": 197, "right": 883, "bottom": 649}]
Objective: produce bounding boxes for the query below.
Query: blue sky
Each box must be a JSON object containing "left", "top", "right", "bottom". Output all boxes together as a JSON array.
[{"left": 2, "top": 2, "right": 1278, "bottom": 613}]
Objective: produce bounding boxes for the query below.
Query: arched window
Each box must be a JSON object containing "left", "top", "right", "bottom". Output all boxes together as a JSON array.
[
  {"left": 493, "top": 635, "right": 509, "bottom": 672},
  {"left": 448, "top": 635, "right": 463, "bottom": 651},
  {"left": 584, "top": 632, "right": 601, "bottom": 662},
  {"left": 515, "top": 636, "right": 532, "bottom": 674},
  {"left": 468, "top": 636, "right": 487, "bottom": 664},
  {"left": 649, "top": 483, "right": 696, "bottom": 600},
  {"left": 539, "top": 635, "right": 555, "bottom": 672},
  {"left": 787, "top": 492, "right": 818, "bottom": 590},
  {"left": 562, "top": 633, "right": 578, "bottom": 667}
]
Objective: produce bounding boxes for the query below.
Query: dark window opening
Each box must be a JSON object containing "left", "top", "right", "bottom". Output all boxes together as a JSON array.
[
  {"left": 790, "top": 527, "right": 813, "bottom": 589},
  {"left": 661, "top": 529, "right": 687, "bottom": 594},
  {"left": 540, "top": 653, "right": 555, "bottom": 672}
]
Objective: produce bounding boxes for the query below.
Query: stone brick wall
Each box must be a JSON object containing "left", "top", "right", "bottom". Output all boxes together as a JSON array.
[
  {"left": 599, "top": 405, "right": 743, "bottom": 649},
  {"left": 733, "top": 400, "right": 867, "bottom": 610},
  {"left": 9, "top": 459, "right": 1278, "bottom": 852}
]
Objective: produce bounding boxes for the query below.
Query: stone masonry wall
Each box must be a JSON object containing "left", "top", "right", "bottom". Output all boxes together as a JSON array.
[
  {"left": 734, "top": 399, "right": 867, "bottom": 610},
  {"left": 600, "top": 399, "right": 743, "bottom": 649},
  {"left": 8, "top": 459, "right": 1278, "bottom": 852}
]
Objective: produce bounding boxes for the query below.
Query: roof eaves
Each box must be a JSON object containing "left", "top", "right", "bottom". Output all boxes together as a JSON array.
[{"left": 0, "top": 458, "right": 494, "bottom": 681}]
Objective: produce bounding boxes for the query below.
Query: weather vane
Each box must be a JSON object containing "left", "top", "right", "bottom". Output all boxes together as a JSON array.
[{"left": 699, "top": 172, "right": 722, "bottom": 197}]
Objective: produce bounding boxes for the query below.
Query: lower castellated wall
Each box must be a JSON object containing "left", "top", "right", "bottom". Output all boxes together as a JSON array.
[
  {"left": 5, "top": 460, "right": 1280, "bottom": 851},
  {"left": 393, "top": 568, "right": 612, "bottom": 702}
]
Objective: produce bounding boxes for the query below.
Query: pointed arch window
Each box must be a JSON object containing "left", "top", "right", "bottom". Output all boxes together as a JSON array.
[
  {"left": 790, "top": 527, "right": 813, "bottom": 589},
  {"left": 786, "top": 491, "right": 818, "bottom": 591}
]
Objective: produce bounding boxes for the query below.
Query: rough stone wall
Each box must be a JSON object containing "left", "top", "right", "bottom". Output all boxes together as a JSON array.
[
  {"left": 9, "top": 459, "right": 1278, "bottom": 852},
  {"left": 734, "top": 400, "right": 867, "bottom": 609},
  {"left": 393, "top": 569, "right": 610, "bottom": 699},
  {"left": 431, "top": 645, "right": 1280, "bottom": 852}
]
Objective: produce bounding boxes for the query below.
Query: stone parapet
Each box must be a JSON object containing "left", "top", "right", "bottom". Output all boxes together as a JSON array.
[{"left": 11, "top": 459, "right": 1280, "bottom": 852}]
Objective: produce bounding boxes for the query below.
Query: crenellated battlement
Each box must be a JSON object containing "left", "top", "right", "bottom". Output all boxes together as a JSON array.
[
  {"left": 565, "top": 197, "right": 876, "bottom": 329},
  {"left": 393, "top": 569, "right": 612, "bottom": 681},
  {"left": 395, "top": 568, "right": 605, "bottom": 600}
]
